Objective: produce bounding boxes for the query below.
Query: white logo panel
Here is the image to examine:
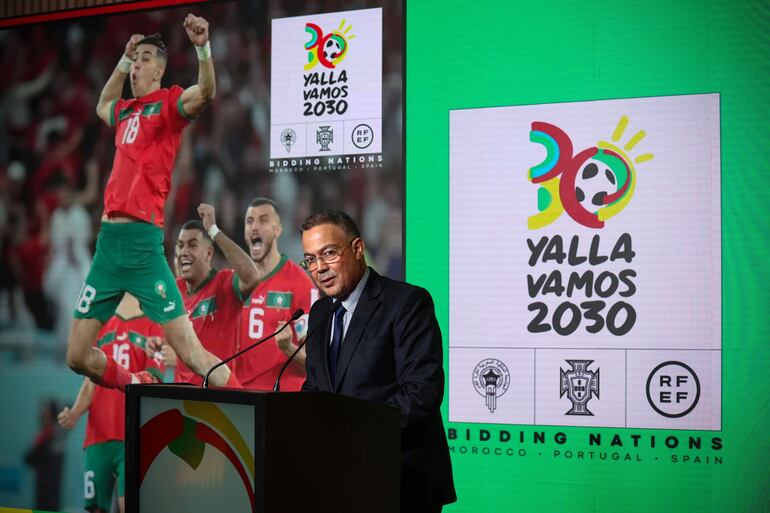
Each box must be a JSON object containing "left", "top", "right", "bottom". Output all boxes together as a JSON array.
[{"left": 449, "top": 348, "right": 534, "bottom": 425}]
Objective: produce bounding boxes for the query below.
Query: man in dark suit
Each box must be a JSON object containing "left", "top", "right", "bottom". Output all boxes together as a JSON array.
[{"left": 300, "top": 210, "right": 456, "bottom": 513}]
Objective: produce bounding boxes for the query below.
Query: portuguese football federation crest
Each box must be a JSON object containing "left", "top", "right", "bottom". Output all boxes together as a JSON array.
[
  {"left": 560, "top": 359, "right": 600, "bottom": 416},
  {"left": 316, "top": 126, "right": 333, "bottom": 151}
]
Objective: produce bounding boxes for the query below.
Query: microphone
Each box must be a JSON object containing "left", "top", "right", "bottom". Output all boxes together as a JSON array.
[
  {"left": 202, "top": 308, "right": 304, "bottom": 388},
  {"left": 273, "top": 301, "right": 342, "bottom": 392}
]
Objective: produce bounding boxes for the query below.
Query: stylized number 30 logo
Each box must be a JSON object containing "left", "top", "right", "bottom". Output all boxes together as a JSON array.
[{"left": 527, "top": 117, "right": 654, "bottom": 230}]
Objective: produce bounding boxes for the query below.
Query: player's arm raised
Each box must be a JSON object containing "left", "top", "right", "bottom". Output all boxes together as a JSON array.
[
  {"left": 180, "top": 14, "right": 215, "bottom": 119},
  {"left": 58, "top": 377, "right": 95, "bottom": 430},
  {"left": 198, "top": 203, "right": 260, "bottom": 297},
  {"left": 96, "top": 34, "right": 143, "bottom": 126}
]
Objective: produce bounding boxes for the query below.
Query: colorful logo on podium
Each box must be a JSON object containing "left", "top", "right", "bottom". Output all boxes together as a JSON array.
[{"left": 140, "top": 401, "right": 255, "bottom": 512}]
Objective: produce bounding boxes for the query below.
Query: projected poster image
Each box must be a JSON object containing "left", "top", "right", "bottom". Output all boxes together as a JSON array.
[
  {"left": 270, "top": 8, "right": 383, "bottom": 160},
  {"left": 448, "top": 94, "right": 721, "bottom": 430}
]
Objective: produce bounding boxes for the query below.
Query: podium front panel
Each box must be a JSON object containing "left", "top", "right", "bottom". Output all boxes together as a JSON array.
[
  {"left": 138, "top": 396, "right": 257, "bottom": 512},
  {"left": 126, "top": 385, "right": 400, "bottom": 513},
  {"left": 126, "top": 385, "right": 264, "bottom": 513}
]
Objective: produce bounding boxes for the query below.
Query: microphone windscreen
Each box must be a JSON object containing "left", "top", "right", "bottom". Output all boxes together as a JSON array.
[{"left": 291, "top": 308, "right": 305, "bottom": 321}]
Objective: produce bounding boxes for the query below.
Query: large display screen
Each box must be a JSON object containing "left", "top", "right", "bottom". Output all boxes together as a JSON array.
[
  {"left": 405, "top": 1, "right": 769, "bottom": 512},
  {"left": 0, "top": 1, "right": 403, "bottom": 509}
]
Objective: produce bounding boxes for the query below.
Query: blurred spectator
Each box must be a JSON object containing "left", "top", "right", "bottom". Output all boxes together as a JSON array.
[
  {"left": 43, "top": 160, "right": 98, "bottom": 348},
  {"left": 8, "top": 204, "right": 54, "bottom": 331},
  {"left": 24, "top": 398, "right": 66, "bottom": 512}
]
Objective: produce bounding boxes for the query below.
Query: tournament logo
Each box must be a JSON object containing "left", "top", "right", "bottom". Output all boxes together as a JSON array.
[
  {"left": 317, "top": 126, "right": 334, "bottom": 151},
  {"left": 560, "top": 360, "right": 600, "bottom": 415},
  {"left": 528, "top": 116, "right": 655, "bottom": 229},
  {"left": 280, "top": 128, "right": 297, "bottom": 153},
  {"left": 472, "top": 358, "right": 510, "bottom": 413},
  {"left": 304, "top": 19, "right": 355, "bottom": 70}
]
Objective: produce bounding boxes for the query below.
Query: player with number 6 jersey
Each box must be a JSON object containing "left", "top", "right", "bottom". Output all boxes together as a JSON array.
[
  {"left": 66, "top": 15, "right": 249, "bottom": 391},
  {"left": 236, "top": 198, "right": 318, "bottom": 391}
]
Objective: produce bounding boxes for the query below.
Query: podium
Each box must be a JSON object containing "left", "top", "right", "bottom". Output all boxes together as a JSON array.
[{"left": 125, "top": 384, "right": 400, "bottom": 513}]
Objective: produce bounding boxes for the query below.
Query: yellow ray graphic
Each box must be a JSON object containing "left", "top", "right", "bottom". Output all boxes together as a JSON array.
[
  {"left": 612, "top": 115, "right": 629, "bottom": 142},
  {"left": 624, "top": 130, "right": 646, "bottom": 151},
  {"left": 184, "top": 400, "right": 255, "bottom": 479},
  {"left": 338, "top": 19, "right": 347, "bottom": 31},
  {"left": 635, "top": 153, "right": 654, "bottom": 164}
]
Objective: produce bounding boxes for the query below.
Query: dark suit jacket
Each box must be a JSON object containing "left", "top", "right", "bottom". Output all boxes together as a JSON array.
[{"left": 303, "top": 268, "right": 456, "bottom": 512}]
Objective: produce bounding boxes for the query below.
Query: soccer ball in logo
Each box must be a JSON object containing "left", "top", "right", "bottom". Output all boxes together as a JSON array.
[
  {"left": 574, "top": 159, "right": 618, "bottom": 214},
  {"left": 324, "top": 37, "right": 343, "bottom": 61}
]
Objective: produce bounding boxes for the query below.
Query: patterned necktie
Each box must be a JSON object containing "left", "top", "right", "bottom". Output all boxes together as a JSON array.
[{"left": 328, "top": 304, "right": 347, "bottom": 384}]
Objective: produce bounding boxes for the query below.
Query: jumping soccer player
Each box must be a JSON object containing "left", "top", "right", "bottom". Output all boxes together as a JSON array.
[
  {"left": 236, "top": 198, "right": 317, "bottom": 390},
  {"left": 59, "top": 293, "right": 164, "bottom": 513},
  {"left": 66, "top": 15, "right": 243, "bottom": 389}
]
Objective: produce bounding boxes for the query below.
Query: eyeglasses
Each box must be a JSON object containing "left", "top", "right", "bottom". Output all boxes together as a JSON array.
[{"left": 300, "top": 239, "right": 356, "bottom": 271}]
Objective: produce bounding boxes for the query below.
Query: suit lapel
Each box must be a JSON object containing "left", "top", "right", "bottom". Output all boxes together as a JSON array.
[
  {"left": 334, "top": 270, "right": 382, "bottom": 390},
  {"left": 315, "top": 299, "right": 336, "bottom": 390}
]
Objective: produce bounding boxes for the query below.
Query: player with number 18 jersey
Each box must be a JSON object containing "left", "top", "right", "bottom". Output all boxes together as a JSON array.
[
  {"left": 103, "top": 85, "right": 191, "bottom": 227},
  {"left": 68, "top": 21, "right": 245, "bottom": 391}
]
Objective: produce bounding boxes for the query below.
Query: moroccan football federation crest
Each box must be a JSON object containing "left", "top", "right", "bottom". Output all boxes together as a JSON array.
[
  {"left": 280, "top": 128, "right": 297, "bottom": 153},
  {"left": 560, "top": 359, "right": 600, "bottom": 415},
  {"left": 472, "top": 358, "right": 510, "bottom": 413}
]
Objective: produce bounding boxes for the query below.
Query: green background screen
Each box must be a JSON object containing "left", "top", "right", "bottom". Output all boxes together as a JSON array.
[{"left": 405, "top": 0, "right": 769, "bottom": 511}]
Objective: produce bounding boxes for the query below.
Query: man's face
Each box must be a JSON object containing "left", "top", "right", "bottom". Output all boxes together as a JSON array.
[
  {"left": 301, "top": 223, "right": 365, "bottom": 299},
  {"left": 130, "top": 44, "right": 164, "bottom": 98},
  {"left": 244, "top": 204, "right": 282, "bottom": 262},
  {"left": 175, "top": 229, "right": 213, "bottom": 284}
]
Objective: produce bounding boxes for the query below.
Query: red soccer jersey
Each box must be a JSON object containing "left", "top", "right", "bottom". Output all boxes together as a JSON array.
[
  {"left": 102, "top": 86, "right": 191, "bottom": 227},
  {"left": 84, "top": 315, "right": 164, "bottom": 448},
  {"left": 175, "top": 268, "right": 246, "bottom": 385},
  {"left": 236, "top": 256, "right": 318, "bottom": 391}
]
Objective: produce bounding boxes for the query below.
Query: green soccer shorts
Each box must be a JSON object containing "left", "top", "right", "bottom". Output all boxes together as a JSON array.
[
  {"left": 73, "top": 222, "right": 185, "bottom": 324},
  {"left": 84, "top": 440, "right": 125, "bottom": 511}
]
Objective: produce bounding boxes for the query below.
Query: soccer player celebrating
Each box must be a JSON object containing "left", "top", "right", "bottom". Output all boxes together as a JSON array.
[
  {"left": 59, "top": 293, "right": 164, "bottom": 513},
  {"left": 66, "top": 15, "right": 243, "bottom": 389},
  {"left": 236, "top": 198, "right": 317, "bottom": 390},
  {"left": 170, "top": 203, "right": 261, "bottom": 385}
]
